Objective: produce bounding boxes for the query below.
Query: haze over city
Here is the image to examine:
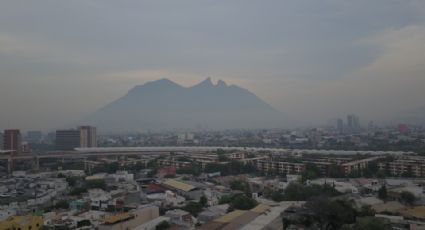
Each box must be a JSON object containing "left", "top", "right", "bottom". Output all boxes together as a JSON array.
[
  {"left": 1, "top": 0, "right": 425, "bottom": 131},
  {"left": 4, "top": 2, "right": 425, "bottom": 230}
]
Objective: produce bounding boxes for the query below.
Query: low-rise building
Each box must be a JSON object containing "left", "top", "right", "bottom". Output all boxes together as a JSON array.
[
  {"left": 98, "top": 205, "right": 159, "bottom": 230},
  {"left": 0, "top": 214, "right": 43, "bottom": 230}
]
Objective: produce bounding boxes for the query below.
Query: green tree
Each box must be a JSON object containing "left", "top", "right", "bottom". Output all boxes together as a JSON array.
[
  {"left": 306, "top": 197, "right": 357, "bottom": 230},
  {"left": 156, "top": 220, "right": 170, "bottom": 230},
  {"left": 282, "top": 182, "right": 340, "bottom": 201},
  {"left": 85, "top": 179, "right": 106, "bottom": 190},
  {"left": 69, "top": 187, "right": 88, "bottom": 196},
  {"left": 302, "top": 163, "right": 321, "bottom": 181},
  {"left": 182, "top": 202, "right": 203, "bottom": 216},
  {"left": 378, "top": 185, "right": 388, "bottom": 200},
  {"left": 400, "top": 191, "right": 416, "bottom": 206},
  {"left": 328, "top": 164, "right": 345, "bottom": 178},
  {"left": 54, "top": 200, "right": 69, "bottom": 210},
  {"left": 218, "top": 195, "right": 232, "bottom": 204},
  {"left": 358, "top": 205, "right": 375, "bottom": 217},
  {"left": 230, "top": 194, "right": 258, "bottom": 210},
  {"left": 351, "top": 217, "right": 391, "bottom": 230},
  {"left": 199, "top": 195, "right": 208, "bottom": 207},
  {"left": 77, "top": 220, "right": 91, "bottom": 228}
]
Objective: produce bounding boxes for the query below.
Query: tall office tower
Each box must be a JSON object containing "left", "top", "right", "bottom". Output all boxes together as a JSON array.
[
  {"left": 79, "top": 126, "right": 97, "bottom": 148},
  {"left": 0, "top": 132, "right": 3, "bottom": 150},
  {"left": 337, "top": 118, "right": 344, "bottom": 133},
  {"left": 347, "top": 114, "right": 360, "bottom": 132},
  {"left": 55, "top": 129, "right": 81, "bottom": 150},
  {"left": 3, "top": 129, "right": 22, "bottom": 154}
]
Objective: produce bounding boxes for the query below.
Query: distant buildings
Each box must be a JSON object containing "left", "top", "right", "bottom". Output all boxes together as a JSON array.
[
  {"left": 398, "top": 123, "right": 409, "bottom": 134},
  {"left": 378, "top": 156, "right": 425, "bottom": 177},
  {"left": 0, "top": 132, "right": 3, "bottom": 150},
  {"left": 333, "top": 114, "right": 361, "bottom": 133},
  {"left": 26, "top": 130, "right": 42, "bottom": 144},
  {"left": 56, "top": 126, "right": 97, "bottom": 150},
  {"left": 337, "top": 118, "right": 344, "bottom": 133},
  {"left": 55, "top": 129, "right": 81, "bottom": 150},
  {"left": 79, "top": 126, "right": 97, "bottom": 148},
  {"left": 3, "top": 129, "right": 21, "bottom": 154},
  {"left": 347, "top": 114, "right": 361, "bottom": 132}
]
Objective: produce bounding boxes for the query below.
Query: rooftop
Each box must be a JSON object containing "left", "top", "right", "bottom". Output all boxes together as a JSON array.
[{"left": 163, "top": 179, "right": 195, "bottom": 192}]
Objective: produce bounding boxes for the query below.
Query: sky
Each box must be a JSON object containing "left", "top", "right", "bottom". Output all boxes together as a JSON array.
[{"left": 1, "top": 0, "right": 425, "bottom": 131}]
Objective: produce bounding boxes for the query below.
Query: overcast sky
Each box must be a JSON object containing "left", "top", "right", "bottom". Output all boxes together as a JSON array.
[{"left": 1, "top": 0, "right": 425, "bottom": 131}]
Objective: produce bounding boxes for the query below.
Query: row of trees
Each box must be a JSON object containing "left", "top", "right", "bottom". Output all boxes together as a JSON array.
[
  {"left": 263, "top": 182, "right": 341, "bottom": 202},
  {"left": 283, "top": 196, "right": 391, "bottom": 230},
  {"left": 219, "top": 194, "right": 258, "bottom": 211}
]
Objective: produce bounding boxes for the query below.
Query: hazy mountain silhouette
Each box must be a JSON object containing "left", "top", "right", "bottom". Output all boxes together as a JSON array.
[{"left": 85, "top": 78, "right": 288, "bottom": 132}]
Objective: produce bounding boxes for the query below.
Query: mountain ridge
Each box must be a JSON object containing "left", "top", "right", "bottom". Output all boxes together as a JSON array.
[{"left": 85, "top": 78, "right": 288, "bottom": 132}]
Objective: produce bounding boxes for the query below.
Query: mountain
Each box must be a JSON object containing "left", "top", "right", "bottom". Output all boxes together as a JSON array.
[{"left": 85, "top": 78, "right": 288, "bottom": 132}]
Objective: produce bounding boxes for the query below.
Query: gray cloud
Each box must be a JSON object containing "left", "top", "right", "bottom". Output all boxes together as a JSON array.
[{"left": 0, "top": 0, "right": 425, "bottom": 130}]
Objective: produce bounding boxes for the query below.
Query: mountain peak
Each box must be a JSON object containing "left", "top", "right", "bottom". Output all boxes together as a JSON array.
[
  {"left": 217, "top": 80, "right": 227, "bottom": 87},
  {"left": 144, "top": 78, "right": 181, "bottom": 87},
  {"left": 128, "top": 78, "right": 183, "bottom": 95},
  {"left": 192, "top": 77, "right": 214, "bottom": 88}
]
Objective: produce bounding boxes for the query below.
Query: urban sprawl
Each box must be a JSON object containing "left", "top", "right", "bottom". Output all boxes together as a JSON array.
[{"left": 1, "top": 116, "right": 425, "bottom": 229}]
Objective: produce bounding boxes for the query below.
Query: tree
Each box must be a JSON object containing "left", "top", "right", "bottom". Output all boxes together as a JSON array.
[
  {"left": 156, "top": 220, "right": 170, "bottom": 230},
  {"left": 351, "top": 217, "right": 391, "bottom": 230},
  {"left": 400, "top": 191, "right": 415, "bottom": 206},
  {"left": 282, "top": 182, "right": 340, "bottom": 201},
  {"left": 85, "top": 179, "right": 106, "bottom": 190},
  {"left": 230, "top": 180, "right": 247, "bottom": 191},
  {"left": 77, "top": 220, "right": 91, "bottom": 228},
  {"left": 302, "top": 163, "right": 321, "bottom": 181},
  {"left": 305, "top": 197, "right": 357, "bottom": 230},
  {"left": 54, "top": 200, "right": 69, "bottom": 210},
  {"left": 328, "top": 163, "right": 345, "bottom": 178},
  {"left": 218, "top": 195, "right": 232, "bottom": 204},
  {"left": 358, "top": 205, "right": 375, "bottom": 217},
  {"left": 230, "top": 194, "right": 258, "bottom": 210},
  {"left": 105, "top": 162, "right": 119, "bottom": 173},
  {"left": 378, "top": 185, "right": 388, "bottom": 200},
  {"left": 69, "top": 187, "right": 87, "bottom": 196},
  {"left": 199, "top": 195, "right": 208, "bottom": 207},
  {"left": 182, "top": 202, "right": 203, "bottom": 216},
  {"left": 65, "top": 176, "right": 78, "bottom": 187}
]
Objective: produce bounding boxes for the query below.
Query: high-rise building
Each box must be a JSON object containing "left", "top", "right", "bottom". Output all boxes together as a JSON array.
[
  {"left": 55, "top": 129, "right": 81, "bottom": 150},
  {"left": 55, "top": 126, "right": 97, "bottom": 150},
  {"left": 0, "top": 132, "right": 3, "bottom": 150},
  {"left": 347, "top": 114, "right": 360, "bottom": 132},
  {"left": 79, "top": 126, "right": 97, "bottom": 148},
  {"left": 3, "top": 129, "right": 21, "bottom": 154}
]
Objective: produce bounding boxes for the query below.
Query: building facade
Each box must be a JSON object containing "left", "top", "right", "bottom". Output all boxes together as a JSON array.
[
  {"left": 56, "top": 126, "right": 97, "bottom": 150},
  {"left": 3, "top": 129, "right": 21, "bottom": 154},
  {"left": 79, "top": 126, "right": 97, "bottom": 148},
  {"left": 55, "top": 129, "right": 81, "bottom": 150}
]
